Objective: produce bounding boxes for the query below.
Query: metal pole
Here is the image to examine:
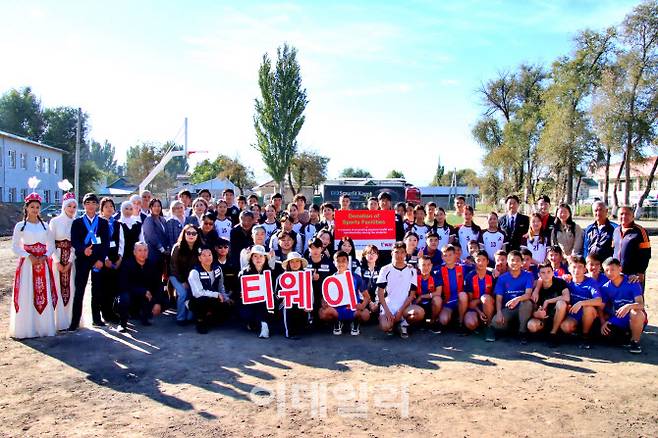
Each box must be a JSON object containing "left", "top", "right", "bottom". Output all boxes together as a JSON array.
[{"left": 74, "top": 107, "right": 81, "bottom": 201}]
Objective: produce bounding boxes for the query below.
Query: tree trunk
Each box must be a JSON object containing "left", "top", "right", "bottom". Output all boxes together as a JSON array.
[
  {"left": 603, "top": 144, "right": 611, "bottom": 206},
  {"left": 624, "top": 132, "right": 632, "bottom": 205},
  {"left": 612, "top": 152, "right": 626, "bottom": 218},
  {"left": 574, "top": 174, "right": 582, "bottom": 207},
  {"left": 287, "top": 167, "right": 297, "bottom": 196},
  {"left": 566, "top": 156, "right": 574, "bottom": 204},
  {"left": 277, "top": 179, "right": 285, "bottom": 200},
  {"left": 634, "top": 155, "right": 658, "bottom": 219}
]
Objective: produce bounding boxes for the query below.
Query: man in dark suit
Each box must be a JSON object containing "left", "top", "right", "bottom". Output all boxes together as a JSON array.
[
  {"left": 69, "top": 193, "right": 110, "bottom": 329},
  {"left": 498, "top": 195, "right": 529, "bottom": 252}
]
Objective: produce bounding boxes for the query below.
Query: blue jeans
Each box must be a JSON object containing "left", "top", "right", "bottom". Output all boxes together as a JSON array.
[{"left": 170, "top": 276, "right": 194, "bottom": 321}]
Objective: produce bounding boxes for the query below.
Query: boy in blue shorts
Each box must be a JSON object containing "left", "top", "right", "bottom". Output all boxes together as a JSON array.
[
  {"left": 319, "top": 250, "right": 371, "bottom": 336},
  {"left": 560, "top": 255, "right": 602, "bottom": 349},
  {"left": 491, "top": 250, "right": 534, "bottom": 344},
  {"left": 599, "top": 257, "right": 646, "bottom": 354},
  {"left": 437, "top": 244, "right": 469, "bottom": 335}
]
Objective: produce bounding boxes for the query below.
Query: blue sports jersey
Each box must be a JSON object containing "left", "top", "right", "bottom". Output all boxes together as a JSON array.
[
  {"left": 494, "top": 271, "right": 533, "bottom": 305},
  {"left": 568, "top": 277, "right": 600, "bottom": 305},
  {"left": 588, "top": 273, "right": 609, "bottom": 290},
  {"left": 600, "top": 276, "right": 643, "bottom": 313},
  {"left": 420, "top": 247, "right": 443, "bottom": 268},
  {"left": 440, "top": 265, "right": 464, "bottom": 304}
]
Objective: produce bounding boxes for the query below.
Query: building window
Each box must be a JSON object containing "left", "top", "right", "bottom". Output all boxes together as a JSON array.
[
  {"left": 43, "top": 157, "right": 50, "bottom": 174},
  {"left": 20, "top": 152, "right": 26, "bottom": 169},
  {"left": 44, "top": 190, "right": 51, "bottom": 203},
  {"left": 20, "top": 188, "right": 28, "bottom": 200},
  {"left": 8, "top": 150, "right": 16, "bottom": 169},
  {"left": 34, "top": 156, "right": 41, "bottom": 172},
  {"left": 53, "top": 159, "right": 58, "bottom": 175},
  {"left": 8, "top": 188, "right": 16, "bottom": 202},
  {"left": 55, "top": 190, "right": 61, "bottom": 204}
]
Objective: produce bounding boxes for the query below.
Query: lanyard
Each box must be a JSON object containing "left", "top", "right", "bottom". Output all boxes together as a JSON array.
[{"left": 84, "top": 215, "right": 99, "bottom": 245}]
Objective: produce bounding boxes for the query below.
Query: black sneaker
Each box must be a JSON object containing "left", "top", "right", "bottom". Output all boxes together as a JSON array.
[
  {"left": 196, "top": 322, "right": 208, "bottom": 334},
  {"left": 547, "top": 334, "right": 559, "bottom": 349},
  {"left": 579, "top": 336, "right": 592, "bottom": 350},
  {"left": 333, "top": 321, "right": 343, "bottom": 336},
  {"left": 629, "top": 340, "right": 642, "bottom": 354},
  {"left": 430, "top": 322, "right": 442, "bottom": 334},
  {"left": 485, "top": 326, "right": 496, "bottom": 342},
  {"left": 519, "top": 334, "right": 528, "bottom": 345},
  {"left": 350, "top": 321, "right": 360, "bottom": 336},
  {"left": 92, "top": 320, "right": 106, "bottom": 327},
  {"left": 457, "top": 325, "right": 468, "bottom": 336},
  {"left": 118, "top": 325, "right": 128, "bottom": 334}
]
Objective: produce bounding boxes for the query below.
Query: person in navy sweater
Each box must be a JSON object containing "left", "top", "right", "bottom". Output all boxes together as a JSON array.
[{"left": 69, "top": 193, "right": 110, "bottom": 330}]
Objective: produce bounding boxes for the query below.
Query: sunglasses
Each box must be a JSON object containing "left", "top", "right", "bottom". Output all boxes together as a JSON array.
[{"left": 185, "top": 231, "right": 198, "bottom": 236}]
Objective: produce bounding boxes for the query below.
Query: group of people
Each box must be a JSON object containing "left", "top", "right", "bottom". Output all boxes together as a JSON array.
[{"left": 10, "top": 182, "right": 650, "bottom": 354}]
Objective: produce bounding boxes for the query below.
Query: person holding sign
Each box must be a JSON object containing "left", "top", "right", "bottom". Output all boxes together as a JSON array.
[
  {"left": 319, "top": 251, "right": 370, "bottom": 336},
  {"left": 377, "top": 242, "right": 420, "bottom": 339},
  {"left": 239, "top": 245, "right": 282, "bottom": 339},
  {"left": 278, "top": 252, "right": 312, "bottom": 340}
]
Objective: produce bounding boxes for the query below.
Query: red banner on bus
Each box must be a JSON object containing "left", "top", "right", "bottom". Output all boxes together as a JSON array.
[{"left": 334, "top": 210, "right": 396, "bottom": 250}]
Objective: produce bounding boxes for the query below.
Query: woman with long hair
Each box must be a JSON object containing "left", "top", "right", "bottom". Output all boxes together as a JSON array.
[
  {"left": 49, "top": 190, "right": 78, "bottom": 331},
  {"left": 10, "top": 180, "right": 57, "bottom": 338},
  {"left": 143, "top": 198, "right": 170, "bottom": 270},
  {"left": 522, "top": 213, "right": 549, "bottom": 265},
  {"left": 170, "top": 223, "right": 202, "bottom": 324},
  {"left": 551, "top": 203, "right": 584, "bottom": 256}
]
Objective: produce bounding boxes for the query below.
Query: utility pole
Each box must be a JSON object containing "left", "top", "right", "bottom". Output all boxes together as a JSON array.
[
  {"left": 74, "top": 107, "right": 81, "bottom": 201},
  {"left": 184, "top": 116, "right": 188, "bottom": 155}
]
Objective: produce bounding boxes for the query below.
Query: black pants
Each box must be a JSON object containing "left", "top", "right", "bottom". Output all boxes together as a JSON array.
[
  {"left": 101, "top": 266, "right": 120, "bottom": 320},
  {"left": 117, "top": 289, "right": 153, "bottom": 325},
  {"left": 69, "top": 259, "right": 103, "bottom": 329},
  {"left": 189, "top": 296, "right": 229, "bottom": 324},
  {"left": 282, "top": 306, "right": 307, "bottom": 337}
]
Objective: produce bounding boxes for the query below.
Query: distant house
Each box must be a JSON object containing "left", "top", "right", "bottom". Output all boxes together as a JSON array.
[
  {"left": 418, "top": 186, "right": 479, "bottom": 209},
  {"left": 0, "top": 130, "right": 65, "bottom": 204},
  {"left": 591, "top": 156, "right": 658, "bottom": 203},
  {"left": 168, "top": 177, "right": 237, "bottom": 202},
  {"left": 96, "top": 177, "right": 138, "bottom": 201}
]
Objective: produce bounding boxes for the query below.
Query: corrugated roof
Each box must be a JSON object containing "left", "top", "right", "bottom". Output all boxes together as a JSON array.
[{"left": 0, "top": 129, "right": 67, "bottom": 153}]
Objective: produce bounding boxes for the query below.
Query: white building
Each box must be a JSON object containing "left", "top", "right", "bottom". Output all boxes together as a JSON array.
[{"left": 0, "top": 130, "right": 65, "bottom": 204}]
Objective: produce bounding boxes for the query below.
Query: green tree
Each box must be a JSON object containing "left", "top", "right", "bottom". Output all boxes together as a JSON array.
[
  {"left": 440, "top": 168, "right": 480, "bottom": 187},
  {"left": 190, "top": 154, "right": 255, "bottom": 194},
  {"left": 253, "top": 43, "right": 308, "bottom": 194},
  {"left": 430, "top": 157, "right": 445, "bottom": 186},
  {"left": 90, "top": 140, "right": 117, "bottom": 173},
  {"left": 290, "top": 151, "right": 329, "bottom": 194},
  {"left": 0, "top": 86, "right": 45, "bottom": 140},
  {"left": 386, "top": 169, "right": 405, "bottom": 179},
  {"left": 339, "top": 167, "right": 373, "bottom": 178},
  {"left": 125, "top": 142, "right": 188, "bottom": 194},
  {"left": 540, "top": 28, "right": 616, "bottom": 203}
]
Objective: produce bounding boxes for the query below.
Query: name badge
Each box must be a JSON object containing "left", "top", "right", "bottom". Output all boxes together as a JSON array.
[
  {"left": 109, "top": 241, "right": 116, "bottom": 248},
  {"left": 95, "top": 236, "right": 102, "bottom": 244}
]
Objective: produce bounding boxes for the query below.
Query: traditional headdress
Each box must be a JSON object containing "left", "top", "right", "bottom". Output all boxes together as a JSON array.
[
  {"left": 24, "top": 177, "right": 42, "bottom": 204},
  {"left": 58, "top": 179, "right": 77, "bottom": 210}
]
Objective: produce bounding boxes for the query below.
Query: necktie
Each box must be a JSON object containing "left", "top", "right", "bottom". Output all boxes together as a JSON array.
[{"left": 510, "top": 216, "right": 515, "bottom": 232}]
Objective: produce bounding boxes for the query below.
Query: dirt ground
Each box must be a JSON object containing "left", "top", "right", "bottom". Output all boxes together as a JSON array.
[{"left": 0, "top": 237, "right": 657, "bottom": 437}]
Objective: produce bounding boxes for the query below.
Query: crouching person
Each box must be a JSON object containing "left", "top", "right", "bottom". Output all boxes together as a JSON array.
[
  {"left": 491, "top": 250, "right": 534, "bottom": 344},
  {"left": 377, "top": 242, "right": 421, "bottom": 339},
  {"left": 116, "top": 242, "right": 163, "bottom": 332},
  {"left": 319, "top": 250, "right": 371, "bottom": 336},
  {"left": 188, "top": 246, "right": 233, "bottom": 334},
  {"left": 599, "top": 257, "right": 647, "bottom": 354}
]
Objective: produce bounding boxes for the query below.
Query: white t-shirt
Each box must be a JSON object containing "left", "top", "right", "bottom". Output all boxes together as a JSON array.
[
  {"left": 480, "top": 230, "right": 506, "bottom": 262},
  {"left": 524, "top": 235, "right": 548, "bottom": 264},
  {"left": 261, "top": 221, "right": 279, "bottom": 244},
  {"left": 376, "top": 263, "right": 417, "bottom": 312},
  {"left": 457, "top": 224, "right": 481, "bottom": 260},
  {"left": 214, "top": 218, "right": 233, "bottom": 241},
  {"left": 408, "top": 223, "right": 429, "bottom": 249},
  {"left": 436, "top": 224, "right": 454, "bottom": 251}
]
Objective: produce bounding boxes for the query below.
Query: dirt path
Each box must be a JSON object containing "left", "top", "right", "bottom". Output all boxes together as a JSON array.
[{"left": 0, "top": 239, "right": 657, "bottom": 437}]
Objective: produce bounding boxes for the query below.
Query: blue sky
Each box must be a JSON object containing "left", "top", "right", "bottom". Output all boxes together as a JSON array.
[{"left": 0, "top": 0, "right": 641, "bottom": 186}]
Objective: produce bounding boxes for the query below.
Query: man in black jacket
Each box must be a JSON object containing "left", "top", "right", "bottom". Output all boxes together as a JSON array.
[
  {"left": 116, "top": 242, "right": 163, "bottom": 332},
  {"left": 229, "top": 211, "right": 255, "bottom": 266},
  {"left": 69, "top": 193, "right": 110, "bottom": 330},
  {"left": 498, "top": 195, "right": 529, "bottom": 252}
]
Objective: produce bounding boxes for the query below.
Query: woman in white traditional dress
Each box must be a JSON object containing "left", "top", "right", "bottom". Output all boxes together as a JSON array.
[
  {"left": 49, "top": 188, "right": 78, "bottom": 331},
  {"left": 10, "top": 180, "right": 58, "bottom": 339}
]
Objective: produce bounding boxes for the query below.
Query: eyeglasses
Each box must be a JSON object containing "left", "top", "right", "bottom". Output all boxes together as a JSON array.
[
  {"left": 185, "top": 231, "right": 198, "bottom": 236},
  {"left": 203, "top": 222, "right": 214, "bottom": 226}
]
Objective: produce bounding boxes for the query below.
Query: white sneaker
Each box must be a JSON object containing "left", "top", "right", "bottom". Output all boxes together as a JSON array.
[
  {"left": 333, "top": 321, "right": 343, "bottom": 335},
  {"left": 350, "top": 321, "right": 360, "bottom": 336},
  {"left": 258, "top": 322, "right": 270, "bottom": 339}
]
